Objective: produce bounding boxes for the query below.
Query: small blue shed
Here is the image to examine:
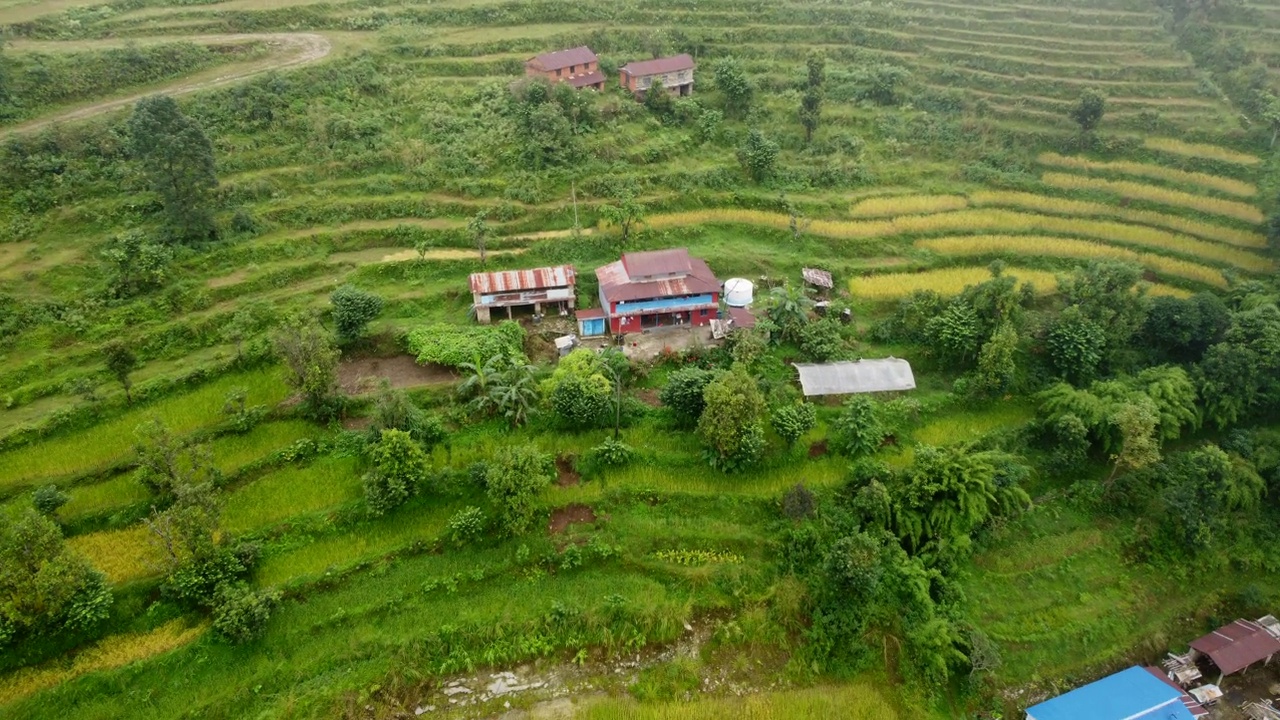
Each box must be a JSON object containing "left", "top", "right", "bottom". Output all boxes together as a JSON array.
[{"left": 1026, "top": 666, "right": 1196, "bottom": 720}]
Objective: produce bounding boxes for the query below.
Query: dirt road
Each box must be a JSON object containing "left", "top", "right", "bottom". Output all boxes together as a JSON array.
[{"left": 0, "top": 32, "right": 331, "bottom": 138}]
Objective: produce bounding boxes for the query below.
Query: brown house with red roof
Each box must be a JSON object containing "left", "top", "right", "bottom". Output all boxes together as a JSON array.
[
  {"left": 525, "top": 46, "right": 605, "bottom": 90},
  {"left": 619, "top": 54, "right": 696, "bottom": 97},
  {"left": 594, "top": 248, "right": 719, "bottom": 335}
]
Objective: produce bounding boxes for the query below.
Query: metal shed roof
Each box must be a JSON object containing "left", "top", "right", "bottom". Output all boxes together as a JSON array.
[
  {"left": 1026, "top": 667, "right": 1193, "bottom": 720},
  {"left": 793, "top": 359, "right": 915, "bottom": 396},
  {"left": 528, "top": 46, "right": 598, "bottom": 71},
  {"left": 469, "top": 265, "right": 575, "bottom": 295},
  {"left": 802, "top": 267, "right": 833, "bottom": 288},
  {"left": 1189, "top": 619, "right": 1280, "bottom": 676}
]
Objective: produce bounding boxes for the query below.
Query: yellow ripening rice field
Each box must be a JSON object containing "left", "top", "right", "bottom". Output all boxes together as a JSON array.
[
  {"left": 916, "top": 235, "right": 1229, "bottom": 288},
  {"left": 1143, "top": 137, "right": 1261, "bottom": 166},
  {"left": 1037, "top": 152, "right": 1257, "bottom": 198},
  {"left": 0, "top": 620, "right": 206, "bottom": 706},
  {"left": 67, "top": 524, "right": 166, "bottom": 585},
  {"left": 849, "top": 266, "right": 1060, "bottom": 299},
  {"left": 850, "top": 194, "right": 969, "bottom": 217},
  {"left": 1041, "top": 172, "right": 1266, "bottom": 225},
  {"left": 968, "top": 191, "right": 1266, "bottom": 248},
  {"left": 646, "top": 208, "right": 1273, "bottom": 271}
]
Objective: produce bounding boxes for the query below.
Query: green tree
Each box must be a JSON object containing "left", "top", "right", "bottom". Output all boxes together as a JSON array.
[
  {"left": 737, "top": 129, "right": 780, "bottom": 183},
  {"left": 1195, "top": 343, "right": 1261, "bottom": 429},
  {"left": 714, "top": 56, "right": 753, "bottom": 118},
  {"left": 799, "top": 317, "right": 846, "bottom": 362},
  {"left": 799, "top": 53, "right": 826, "bottom": 143},
  {"left": 892, "top": 446, "right": 1028, "bottom": 555},
  {"left": 369, "top": 381, "right": 445, "bottom": 448},
  {"left": 975, "top": 323, "right": 1018, "bottom": 396},
  {"left": 644, "top": 81, "right": 675, "bottom": 121},
  {"left": 1059, "top": 261, "right": 1148, "bottom": 349},
  {"left": 765, "top": 284, "right": 815, "bottom": 343},
  {"left": 100, "top": 230, "right": 172, "bottom": 299},
  {"left": 468, "top": 209, "right": 490, "bottom": 267},
  {"left": 0, "top": 510, "right": 112, "bottom": 648},
  {"left": 1045, "top": 306, "right": 1107, "bottom": 385},
  {"left": 273, "top": 314, "right": 342, "bottom": 421},
  {"left": 32, "top": 484, "right": 69, "bottom": 517},
  {"left": 1071, "top": 88, "right": 1106, "bottom": 133},
  {"left": 1129, "top": 365, "right": 1199, "bottom": 442},
  {"left": 490, "top": 360, "right": 539, "bottom": 427},
  {"left": 551, "top": 374, "right": 611, "bottom": 430},
  {"left": 925, "top": 302, "right": 981, "bottom": 365},
  {"left": 1140, "top": 293, "right": 1229, "bottom": 364},
  {"left": 771, "top": 402, "right": 817, "bottom": 448},
  {"left": 364, "top": 429, "right": 427, "bottom": 515},
  {"left": 103, "top": 340, "right": 140, "bottom": 404},
  {"left": 697, "top": 365, "right": 767, "bottom": 472},
  {"left": 133, "top": 419, "right": 221, "bottom": 498},
  {"left": 211, "top": 582, "right": 279, "bottom": 644},
  {"left": 485, "top": 444, "right": 555, "bottom": 536},
  {"left": 330, "top": 285, "right": 384, "bottom": 345},
  {"left": 856, "top": 64, "right": 910, "bottom": 105},
  {"left": 600, "top": 191, "right": 645, "bottom": 254},
  {"left": 660, "top": 367, "right": 718, "bottom": 428},
  {"left": 1267, "top": 204, "right": 1280, "bottom": 254},
  {"left": 829, "top": 396, "right": 886, "bottom": 459},
  {"left": 127, "top": 95, "right": 218, "bottom": 243},
  {"left": 1108, "top": 399, "right": 1160, "bottom": 482}
]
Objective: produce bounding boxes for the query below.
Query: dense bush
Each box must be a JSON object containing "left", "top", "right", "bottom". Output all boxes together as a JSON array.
[
  {"left": 32, "top": 484, "right": 69, "bottom": 516},
  {"left": 829, "top": 397, "right": 885, "bottom": 458},
  {"left": 446, "top": 506, "right": 487, "bottom": 547},
  {"left": 660, "top": 367, "right": 719, "bottom": 428},
  {"left": 697, "top": 365, "right": 767, "bottom": 472},
  {"left": 211, "top": 582, "right": 280, "bottom": 644},
  {"left": 330, "top": 285, "right": 384, "bottom": 344},
  {"left": 406, "top": 321, "right": 526, "bottom": 369},
  {"left": 485, "top": 444, "right": 554, "bottom": 536},
  {"left": 771, "top": 403, "right": 817, "bottom": 448},
  {"left": 363, "top": 429, "right": 428, "bottom": 515}
]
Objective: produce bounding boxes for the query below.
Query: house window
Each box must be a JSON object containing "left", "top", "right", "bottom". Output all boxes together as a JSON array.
[
  {"left": 557, "top": 68, "right": 563, "bottom": 77},
  {"left": 569, "top": 64, "right": 576, "bottom": 74}
]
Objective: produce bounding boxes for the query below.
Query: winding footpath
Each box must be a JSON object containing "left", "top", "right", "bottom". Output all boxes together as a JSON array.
[{"left": 0, "top": 33, "right": 331, "bottom": 138}]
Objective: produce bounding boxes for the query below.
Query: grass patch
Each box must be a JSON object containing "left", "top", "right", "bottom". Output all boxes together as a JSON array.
[
  {"left": 0, "top": 368, "right": 286, "bottom": 494},
  {"left": 0, "top": 619, "right": 206, "bottom": 707},
  {"left": 579, "top": 682, "right": 901, "bottom": 719},
  {"left": 850, "top": 266, "right": 1059, "bottom": 299},
  {"left": 1037, "top": 152, "right": 1257, "bottom": 198},
  {"left": 1142, "top": 137, "right": 1261, "bottom": 165},
  {"left": 66, "top": 524, "right": 165, "bottom": 586},
  {"left": 1041, "top": 172, "right": 1265, "bottom": 224},
  {"left": 210, "top": 420, "right": 323, "bottom": 474},
  {"left": 916, "top": 235, "right": 1228, "bottom": 288},
  {"left": 59, "top": 474, "right": 151, "bottom": 523},
  {"left": 223, "top": 456, "right": 362, "bottom": 534}
]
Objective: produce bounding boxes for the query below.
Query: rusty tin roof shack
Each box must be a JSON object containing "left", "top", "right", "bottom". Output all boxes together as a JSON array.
[
  {"left": 469, "top": 265, "right": 576, "bottom": 295},
  {"left": 597, "top": 249, "right": 719, "bottom": 303},
  {"left": 1189, "top": 618, "right": 1280, "bottom": 677},
  {"left": 802, "top": 267, "right": 833, "bottom": 289},
  {"left": 619, "top": 54, "right": 696, "bottom": 78},
  {"left": 527, "top": 46, "right": 598, "bottom": 72}
]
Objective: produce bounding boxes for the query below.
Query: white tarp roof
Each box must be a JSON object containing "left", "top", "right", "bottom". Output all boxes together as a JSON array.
[{"left": 793, "top": 358, "right": 915, "bottom": 396}]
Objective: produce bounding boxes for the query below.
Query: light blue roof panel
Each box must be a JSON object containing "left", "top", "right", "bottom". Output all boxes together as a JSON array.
[{"left": 1026, "top": 666, "right": 1194, "bottom": 720}]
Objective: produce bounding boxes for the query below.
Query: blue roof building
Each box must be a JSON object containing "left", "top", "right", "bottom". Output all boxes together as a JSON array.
[{"left": 1026, "top": 666, "right": 1197, "bottom": 720}]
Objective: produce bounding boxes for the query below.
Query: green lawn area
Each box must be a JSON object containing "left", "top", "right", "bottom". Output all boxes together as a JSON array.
[{"left": 223, "top": 455, "right": 362, "bottom": 533}]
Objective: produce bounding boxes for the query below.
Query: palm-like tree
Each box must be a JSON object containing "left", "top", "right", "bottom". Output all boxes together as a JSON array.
[
  {"left": 490, "top": 362, "right": 538, "bottom": 427},
  {"left": 766, "top": 284, "right": 815, "bottom": 343},
  {"left": 458, "top": 353, "right": 504, "bottom": 401}
]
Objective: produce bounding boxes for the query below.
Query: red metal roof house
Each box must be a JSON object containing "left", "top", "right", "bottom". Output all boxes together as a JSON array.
[
  {"left": 526, "top": 46, "right": 605, "bottom": 90},
  {"left": 470, "top": 265, "right": 576, "bottom": 324},
  {"left": 595, "top": 248, "right": 719, "bottom": 335},
  {"left": 1188, "top": 617, "right": 1280, "bottom": 680},
  {"left": 619, "top": 54, "right": 695, "bottom": 97}
]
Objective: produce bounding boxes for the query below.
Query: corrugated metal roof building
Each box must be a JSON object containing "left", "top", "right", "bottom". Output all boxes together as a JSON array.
[
  {"left": 1189, "top": 618, "right": 1280, "bottom": 677},
  {"left": 525, "top": 47, "right": 605, "bottom": 90},
  {"left": 619, "top": 54, "right": 696, "bottom": 97},
  {"left": 1025, "top": 666, "right": 1196, "bottom": 720},
  {"left": 469, "top": 265, "right": 576, "bottom": 324},
  {"left": 793, "top": 359, "right": 916, "bottom": 396},
  {"left": 595, "top": 249, "right": 720, "bottom": 335}
]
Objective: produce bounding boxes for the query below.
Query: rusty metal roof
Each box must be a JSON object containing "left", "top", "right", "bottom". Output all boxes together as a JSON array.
[
  {"left": 1189, "top": 619, "right": 1280, "bottom": 676},
  {"left": 528, "top": 46, "right": 597, "bottom": 72},
  {"left": 620, "top": 54, "right": 695, "bottom": 77},
  {"left": 621, "top": 248, "right": 690, "bottom": 279},
  {"left": 597, "top": 253, "right": 719, "bottom": 303},
  {"left": 566, "top": 70, "right": 605, "bottom": 88},
  {"left": 575, "top": 307, "right": 606, "bottom": 319},
  {"left": 728, "top": 306, "right": 757, "bottom": 329},
  {"left": 470, "top": 265, "right": 575, "bottom": 295},
  {"left": 802, "top": 267, "right": 833, "bottom": 289}
]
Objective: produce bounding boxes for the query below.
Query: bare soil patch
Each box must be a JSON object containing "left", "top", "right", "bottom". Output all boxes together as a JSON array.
[
  {"left": 342, "top": 416, "right": 372, "bottom": 431},
  {"left": 206, "top": 268, "right": 251, "bottom": 288},
  {"left": 337, "top": 354, "right": 456, "bottom": 395},
  {"left": 808, "top": 440, "right": 828, "bottom": 458},
  {"left": 636, "top": 388, "right": 662, "bottom": 407},
  {"left": 548, "top": 504, "right": 596, "bottom": 535},
  {"left": 554, "top": 455, "right": 580, "bottom": 487}
]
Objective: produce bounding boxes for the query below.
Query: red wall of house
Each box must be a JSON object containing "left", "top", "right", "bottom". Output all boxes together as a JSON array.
[
  {"left": 528, "top": 60, "right": 598, "bottom": 83},
  {"left": 606, "top": 294, "right": 719, "bottom": 334}
]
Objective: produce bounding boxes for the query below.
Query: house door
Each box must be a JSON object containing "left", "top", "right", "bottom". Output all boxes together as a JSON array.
[{"left": 581, "top": 317, "right": 606, "bottom": 337}]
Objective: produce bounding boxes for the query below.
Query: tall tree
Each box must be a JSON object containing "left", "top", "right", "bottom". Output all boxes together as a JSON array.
[
  {"left": 697, "top": 365, "right": 767, "bottom": 472},
  {"left": 330, "top": 285, "right": 384, "bottom": 345},
  {"left": 713, "top": 56, "right": 754, "bottom": 118},
  {"left": 1070, "top": 88, "right": 1106, "bottom": 133},
  {"left": 100, "top": 230, "right": 172, "bottom": 299},
  {"left": 799, "top": 53, "right": 825, "bottom": 144},
  {"left": 485, "top": 445, "right": 555, "bottom": 536},
  {"left": 128, "top": 95, "right": 218, "bottom": 243},
  {"left": 272, "top": 314, "right": 341, "bottom": 420},
  {"left": 104, "top": 340, "right": 139, "bottom": 404},
  {"left": 737, "top": 129, "right": 779, "bottom": 183},
  {"left": 600, "top": 192, "right": 645, "bottom": 254}
]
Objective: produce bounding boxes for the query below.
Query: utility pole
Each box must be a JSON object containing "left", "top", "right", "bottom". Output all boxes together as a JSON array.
[{"left": 572, "top": 179, "right": 580, "bottom": 236}]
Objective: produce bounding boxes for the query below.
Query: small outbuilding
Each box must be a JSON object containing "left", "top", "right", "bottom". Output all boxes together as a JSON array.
[
  {"left": 576, "top": 307, "right": 607, "bottom": 338},
  {"left": 470, "top": 265, "right": 576, "bottom": 324},
  {"left": 802, "top": 267, "right": 833, "bottom": 290},
  {"left": 793, "top": 358, "right": 915, "bottom": 397},
  {"left": 1025, "top": 666, "right": 1197, "bottom": 720},
  {"left": 619, "top": 54, "right": 695, "bottom": 97},
  {"left": 1189, "top": 617, "right": 1280, "bottom": 681}
]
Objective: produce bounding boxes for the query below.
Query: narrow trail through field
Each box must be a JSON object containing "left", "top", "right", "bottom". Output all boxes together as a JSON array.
[{"left": 0, "top": 33, "right": 331, "bottom": 139}]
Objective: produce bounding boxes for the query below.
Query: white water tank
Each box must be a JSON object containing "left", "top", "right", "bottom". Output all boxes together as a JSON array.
[{"left": 724, "top": 278, "right": 754, "bottom": 307}]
